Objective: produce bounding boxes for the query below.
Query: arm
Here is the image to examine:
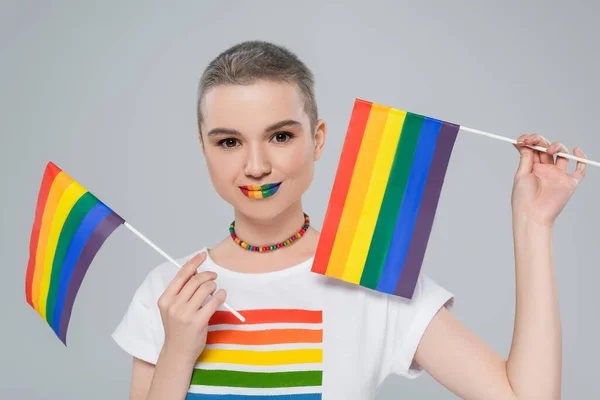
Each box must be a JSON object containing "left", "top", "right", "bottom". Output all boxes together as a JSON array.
[
  {"left": 413, "top": 222, "right": 556, "bottom": 400},
  {"left": 413, "top": 134, "right": 587, "bottom": 399},
  {"left": 130, "top": 349, "right": 196, "bottom": 400},
  {"left": 129, "top": 251, "right": 227, "bottom": 400},
  {"left": 130, "top": 358, "right": 154, "bottom": 400},
  {"left": 506, "top": 218, "right": 559, "bottom": 398}
]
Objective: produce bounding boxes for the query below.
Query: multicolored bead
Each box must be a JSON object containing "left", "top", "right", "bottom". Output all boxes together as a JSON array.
[{"left": 229, "top": 213, "right": 310, "bottom": 252}]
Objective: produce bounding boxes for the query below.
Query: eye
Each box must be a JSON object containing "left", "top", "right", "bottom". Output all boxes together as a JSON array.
[
  {"left": 271, "top": 132, "right": 294, "bottom": 143},
  {"left": 217, "top": 138, "right": 240, "bottom": 149}
]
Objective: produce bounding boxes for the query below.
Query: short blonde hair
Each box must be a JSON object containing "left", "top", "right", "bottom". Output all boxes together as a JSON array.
[{"left": 197, "top": 40, "right": 318, "bottom": 135}]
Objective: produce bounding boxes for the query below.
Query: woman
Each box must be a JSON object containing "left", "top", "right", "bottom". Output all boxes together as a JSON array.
[{"left": 112, "top": 40, "right": 588, "bottom": 399}]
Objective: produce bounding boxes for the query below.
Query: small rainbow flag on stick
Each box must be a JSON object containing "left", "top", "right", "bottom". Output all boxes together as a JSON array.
[
  {"left": 312, "top": 98, "right": 598, "bottom": 299},
  {"left": 26, "top": 162, "right": 244, "bottom": 344},
  {"left": 25, "top": 162, "right": 125, "bottom": 344},
  {"left": 311, "top": 99, "right": 458, "bottom": 299}
]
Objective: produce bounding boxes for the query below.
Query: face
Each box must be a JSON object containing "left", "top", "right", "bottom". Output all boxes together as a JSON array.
[{"left": 199, "top": 80, "right": 326, "bottom": 220}]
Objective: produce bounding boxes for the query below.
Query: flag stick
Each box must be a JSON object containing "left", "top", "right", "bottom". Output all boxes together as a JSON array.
[
  {"left": 122, "top": 222, "right": 246, "bottom": 322},
  {"left": 460, "top": 126, "right": 600, "bottom": 168}
]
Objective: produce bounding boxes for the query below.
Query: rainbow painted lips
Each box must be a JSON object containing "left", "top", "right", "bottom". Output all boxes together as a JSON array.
[{"left": 239, "top": 182, "right": 281, "bottom": 199}]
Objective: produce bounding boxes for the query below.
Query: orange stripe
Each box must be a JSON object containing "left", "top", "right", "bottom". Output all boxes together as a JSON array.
[
  {"left": 311, "top": 99, "right": 372, "bottom": 274},
  {"left": 25, "top": 162, "right": 61, "bottom": 307},
  {"left": 206, "top": 329, "right": 322, "bottom": 345},
  {"left": 31, "top": 171, "right": 74, "bottom": 312},
  {"left": 326, "top": 103, "right": 390, "bottom": 278},
  {"left": 209, "top": 309, "right": 322, "bottom": 326}
]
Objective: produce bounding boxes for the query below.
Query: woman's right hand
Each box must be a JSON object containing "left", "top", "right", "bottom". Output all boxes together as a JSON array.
[{"left": 157, "top": 252, "right": 227, "bottom": 365}]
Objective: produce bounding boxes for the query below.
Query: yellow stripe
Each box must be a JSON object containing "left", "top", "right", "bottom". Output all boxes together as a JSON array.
[
  {"left": 37, "top": 182, "right": 87, "bottom": 316},
  {"left": 32, "top": 172, "right": 72, "bottom": 312},
  {"left": 326, "top": 104, "right": 390, "bottom": 278},
  {"left": 343, "top": 109, "right": 407, "bottom": 283},
  {"left": 197, "top": 348, "right": 322, "bottom": 366}
]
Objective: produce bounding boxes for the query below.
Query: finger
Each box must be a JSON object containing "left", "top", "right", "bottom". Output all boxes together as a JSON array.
[
  {"left": 516, "top": 134, "right": 540, "bottom": 164},
  {"left": 177, "top": 270, "right": 217, "bottom": 303},
  {"left": 198, "top": 289, "right": 227, "bottom": 322},
  {"left": 535, "top": 135, "right": 553, "bottom": 164},
  {"left": 570, "top": 147, "right": 587, "bottom": 184},
  {"left": 547, "top": 141, "right": 569, "bottom": 172},
  {"left": 162, "top": 252, "right": 207, "bottom": 298},
  {"left": 515, "top": 134, "right": 535, "bottom": 176},
  {"left": 524, "top": 133, "right": 551, "bottom": 164},
  {"left": 188, "top": 280, "right": 218, "bottom": 310}
]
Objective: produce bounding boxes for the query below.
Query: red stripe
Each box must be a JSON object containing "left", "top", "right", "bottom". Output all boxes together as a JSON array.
[
  {"left": 208, "top": 309, "right": 322, "bottom": 326},
  {"left": 25, "top": 162, "right": 62, "bottom": 307},
  {"left": 311, "top": 99, "right": 372, "bottom": 274}
]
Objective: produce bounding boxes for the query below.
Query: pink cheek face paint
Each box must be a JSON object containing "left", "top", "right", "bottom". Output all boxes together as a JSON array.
[{"left": 239, "top": 182, "right": 282, "bottom": 199}]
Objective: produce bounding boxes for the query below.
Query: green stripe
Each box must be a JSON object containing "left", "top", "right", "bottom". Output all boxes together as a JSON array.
[
  {"left": 190, "top": 369, "right": 322, "bottom": 388},
  {"left": 360, "top": 113, "right": 424, "bottom": 289},
  {"left": 45, "top": 192, "right": 99, "bottom": 323}
]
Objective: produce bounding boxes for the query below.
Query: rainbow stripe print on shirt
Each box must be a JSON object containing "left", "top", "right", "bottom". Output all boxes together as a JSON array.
[{"left": 187, "top": 308, "right": 323, "bottom": 399}]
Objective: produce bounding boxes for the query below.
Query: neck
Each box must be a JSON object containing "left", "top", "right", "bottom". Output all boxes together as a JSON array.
[{"left": 232, "top": 200, "right": 306, "bottom": 246}]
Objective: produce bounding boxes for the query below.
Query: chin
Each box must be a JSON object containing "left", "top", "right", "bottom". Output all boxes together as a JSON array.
[
  {"left": 239, "top": 201, "right": 285, "bottom": 220},
  {"left": 237, "top": 195, "right": 297, "bottom": 221}
]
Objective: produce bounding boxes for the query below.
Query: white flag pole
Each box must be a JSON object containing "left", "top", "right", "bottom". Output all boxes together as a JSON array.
[
  {"left": 123, "top": 222, "right": 246, "bottom": 323},
  {"left": 460, "top": 126, "right": 600, "bottom": 168}
]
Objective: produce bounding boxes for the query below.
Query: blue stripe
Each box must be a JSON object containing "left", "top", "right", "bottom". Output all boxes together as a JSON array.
[
  {"left": 376, "top": 117, "right": 442, "bottom": 293},
  {"left": 51, "top": 202, "right": 112, "bottom": 335},
  {"left": 186, "top": 394, "right": 321, "bottom": 400}
]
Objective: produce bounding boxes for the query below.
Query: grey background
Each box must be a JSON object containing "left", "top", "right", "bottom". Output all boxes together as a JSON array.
[{"left": 1, "top": 0, "right": 598, "bottom": 398}]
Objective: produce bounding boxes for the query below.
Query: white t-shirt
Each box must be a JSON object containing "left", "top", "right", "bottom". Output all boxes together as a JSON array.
[{"left": 112, "top": 246, "right": 454, "bottom": 399}]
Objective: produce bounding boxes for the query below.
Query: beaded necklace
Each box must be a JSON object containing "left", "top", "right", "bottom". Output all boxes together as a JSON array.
[{"left": 229, "top": 212, "right": 310, "bottom": 252}]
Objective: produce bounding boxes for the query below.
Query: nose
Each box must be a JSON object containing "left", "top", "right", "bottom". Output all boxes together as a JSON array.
[{"left": 244, "top": 144, "right": 271, "bottom": 177}]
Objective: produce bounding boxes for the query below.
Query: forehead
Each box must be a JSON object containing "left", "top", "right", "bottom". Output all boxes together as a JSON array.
[{"left": 201, "top": 80, "right": 308, "bottom": 131}]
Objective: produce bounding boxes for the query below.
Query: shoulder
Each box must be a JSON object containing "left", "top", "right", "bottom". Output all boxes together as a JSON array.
[
  {"left": 327, "top": 271, "right": 453, "bottom": 309},
  {"left": 384, "top": 273, "right": 455, "bottom": 318},
  {"left": 343, "top": 272, "right": 455, "bottom": 341},
  {"left": 367, "top": 273, "right": 455, "bottom": 379},
  {"left": 133, "top": 247, "right": 207, "bottom": 305},
  {"left": 111, "top": 246, "right": 209, "bottom": 364}
]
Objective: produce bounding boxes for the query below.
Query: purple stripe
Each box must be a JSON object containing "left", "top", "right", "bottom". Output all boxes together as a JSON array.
[
  {"left": 395, "top": 121, "right": 459, "bottom": 298},
  {"left": 186, "top": 394, "right": 321, "bottom": 400},
  {"left": 59, "top": 212, "right": 124, "bottom": 344}
]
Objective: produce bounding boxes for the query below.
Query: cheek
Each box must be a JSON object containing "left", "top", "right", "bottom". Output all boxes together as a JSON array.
[
  {"left": 206, "top": 153, "right": 239, "bottom": 184},
  {"left": 278, "top": 144, "right": 314, "bottom": 179}
]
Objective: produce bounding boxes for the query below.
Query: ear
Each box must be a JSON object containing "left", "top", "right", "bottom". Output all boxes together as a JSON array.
[
  {"left": 198, "top": 130, "right": 206, "bottom": 155},
  {"left": 313, "top": 120, "right": 327, "bottom": 161}
]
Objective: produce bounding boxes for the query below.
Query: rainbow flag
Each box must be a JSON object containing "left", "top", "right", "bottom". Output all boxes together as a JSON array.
[
  {"left": 311, "top": 98, "right": 459, "bottom": 299},
  {"left": 25, "top": 161, "right": 124, "bottom": 344},
  {"left": 187, "top": 308, "right": 323, "bottom": 399}
]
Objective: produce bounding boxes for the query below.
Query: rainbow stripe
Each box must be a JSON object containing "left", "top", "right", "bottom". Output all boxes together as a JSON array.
[
  {"left": 240, "top": 183, "right": 281, "bottom": 199},
  {"left": 311, "top": 99, "right": 459, "bottom": 299},
  {"left": 25, "top": 161, "right": 124, "bottom": 344},
  {"left": 187, "top": 309, "right": 323, "bottom": 399}
]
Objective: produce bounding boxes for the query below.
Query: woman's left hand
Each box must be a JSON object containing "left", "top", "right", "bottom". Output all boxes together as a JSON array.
[{"left": 511, "top": 133, "right": 587, "bottom": 227}]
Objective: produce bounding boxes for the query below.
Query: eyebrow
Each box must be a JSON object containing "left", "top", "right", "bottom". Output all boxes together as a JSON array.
[{"left": 206, "top": 119, "right": 302, "bottom": 137}]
